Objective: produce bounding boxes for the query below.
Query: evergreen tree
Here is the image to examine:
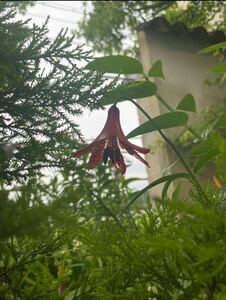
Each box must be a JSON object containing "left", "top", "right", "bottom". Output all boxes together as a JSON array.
[
  {"left": 0, "top": 1, "right": 115, "bottom": 183},
  {"left": 0, "top": 4, "right": 133, "bottom": 298}
]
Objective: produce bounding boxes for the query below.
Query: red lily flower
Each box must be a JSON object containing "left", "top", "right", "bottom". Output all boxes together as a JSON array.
[{"left": 73, "top": 105, "right": 150, "bottom": 174}]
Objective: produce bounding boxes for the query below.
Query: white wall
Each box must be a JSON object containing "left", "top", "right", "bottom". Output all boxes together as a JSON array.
[{"left": 137, "top": 26, "right": 226, "bottom": 197}]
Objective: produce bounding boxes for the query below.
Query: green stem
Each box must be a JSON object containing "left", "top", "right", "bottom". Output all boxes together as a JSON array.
[
  {"left": 118, "top": 173, "right": 189, "bottom": 218},
  {"left": 130, "top": 99, "right": 209, "bottom": 202},
  {"left": 95, "top": 196, "right": 126, "bottom": 231},
  {"left": 143, "top": 73, "right": 202, "bottom": 141},
  {"left": 156, "top": 93, "right": 202, "bottom": 140},
  {"left": 155, "top": 92, "right": 172, "bottom": 112}
]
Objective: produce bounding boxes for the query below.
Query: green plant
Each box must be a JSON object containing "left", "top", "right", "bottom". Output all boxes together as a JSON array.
[
  {"left": 2, "top": 3, "right": 226, "bottom": 299},
  {"left": 0, "top": 1, "right": 116, "bottom": 183},
  {"left": 78, "top": 1, "right": 226, "bottom": 55}
]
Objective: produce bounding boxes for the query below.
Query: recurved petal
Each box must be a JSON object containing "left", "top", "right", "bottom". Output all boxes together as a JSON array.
[
  {"left": 73, "top": 144, "right": 93, "bottom": 158},
  {"left": 88, "top": 140, "right": 106, "bottom": 167},
  {"left": 131, "top": 150, "right": 150, "bottom": 167},
  {"left": 120, "top": 141, "right": 150, "bottom": 168},
  {"left": 126, "top": 141, "right": 150, "bottom": 154},
  {"left": 73, "top": 137, "right": 102, "bottom": 158},
  {"left": 119, "top": 139, "right": 149, "bottom": 154}
]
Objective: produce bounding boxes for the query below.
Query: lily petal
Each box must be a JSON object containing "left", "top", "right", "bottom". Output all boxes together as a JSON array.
[
  {"left": 125, "top": 141, "right": 150, "bottom": 154},
  {"left": 112, "top": 107, "right": 149, "bottom": 155},
  {"left": 130, "top": 150, "right": 150, "bottom": 167},
  {"left": 72, "top": 144, "right": 94, "bottom": 158},
  {"left": 114, "top": 151, "right": 126, "bottom": 175},
  {"left": 120, "top": 141, "right": 150, "bottom": 168},
  {"left": 88, "top": 140, "right": 106, "bottom": 167}
]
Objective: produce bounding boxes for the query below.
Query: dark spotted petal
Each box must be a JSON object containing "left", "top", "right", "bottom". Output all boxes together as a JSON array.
[
  {"left": 73, "top": 143, "right": 94, "bottom": 158},
  {"left": 88, "top": 140, "right": 106, "bottom": 167},
  {"left": 114, "top": 149, "right": 126, "bottom": 174},
  {"left": 120, "top": 141, "right": 150, "bottom": 167},
  {"left": 124, "top": 140, "right": 149, "bottom": 154},
  {"left": 131, "top": 150, "right": 150, "bottom": 167},
  {"left": 115, "top": 148, "right": 121, "bottom": 161}
]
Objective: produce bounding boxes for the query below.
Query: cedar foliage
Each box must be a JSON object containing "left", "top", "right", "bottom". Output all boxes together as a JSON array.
[
  {"left": 0, "top": 4, "right": 134, "bottom": 298},
  {"left": 0, "top": 1, "right": 115, "bottom": 183}
]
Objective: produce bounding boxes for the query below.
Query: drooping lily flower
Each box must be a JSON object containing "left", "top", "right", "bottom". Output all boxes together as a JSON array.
[{"left": 73, "top": 104, "right": 150, "bottom": 174}]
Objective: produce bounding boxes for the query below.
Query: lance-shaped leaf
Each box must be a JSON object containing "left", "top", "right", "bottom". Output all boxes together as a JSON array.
[
  {"left": 162, "top": 181, "right": 172, "bottom": 200},
  {"left": 118, "top": 173, "right": 190, "bottom": 217},
  {"left": 201, "top": 118, "right": 220, "bottom": 140},
  {"left": 162, "top": 180, "right": 183, "bottom": 200},
  {"left": 188, "top": 139, "right": 219, "bottom": 173},
  {"left": 193, "top": 148, "right": 219, "bottom": 173},
  {"left": 200, "top": 114, "right": 226, "bottom": 140},
  {"left": 84, "top": 55, "right": 143, "bottom": 74},
  {"left": 215, "top": 114, "right": 226, "bottom": 127},
  {"left": 207, "top": 59, "right": 226, "bottom": 72},
  {"left": 99, "top": 81, "right": 157, "bottom": 105},
  {"left": 148, "top": 60, "right": 165, "bottom": 79},
  {"left": 199, "top": 41, "right": 226, "bottom": 54},
  {"left": 189, "top": 140, "right": 214, "bottom": 157},
  {"left": 176, "top": 94, "right": 196, "bottom": 113},
  {"left": 127, "top": 111, "right": 188, "bottom": 138}
]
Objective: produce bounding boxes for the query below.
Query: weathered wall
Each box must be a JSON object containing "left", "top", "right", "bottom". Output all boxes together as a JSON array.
[{"left": 137, "top": 20, "right": 226, "bottom": 197}]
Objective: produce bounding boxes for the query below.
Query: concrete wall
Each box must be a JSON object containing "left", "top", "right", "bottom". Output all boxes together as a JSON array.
[{"left": 137, "top": 25, "right": 226, "bottom": 198}]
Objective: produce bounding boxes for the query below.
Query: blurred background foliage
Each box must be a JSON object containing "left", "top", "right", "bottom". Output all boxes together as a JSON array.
[
  {"left": 1, "top": 1, "right": 226, "bottom": 299},
  {"left": 78, "top": 1, "right": 226, "bottom": 55}
]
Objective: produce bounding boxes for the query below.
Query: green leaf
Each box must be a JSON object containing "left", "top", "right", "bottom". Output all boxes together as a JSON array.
[
  {"left": 118, "top": 173, "right": 190, "bottom": 217},
  {"left": 64, "top": 290, "right": 76, "bottom": 300},
  {"left": 215, "top": 114, "right": 226, "bottom": 127},
  {"left": 162, "top": 177, "right": 184, "bottom": 200},
  {"left": 194, "top": 114, "right": 226, "bottom": 141},
  {"left": 176, "top": 94, "right": 196, "bottom": 113},
  {"left": 127, "top": 111, "right": 188, "bottom": 138},
  {"left": 162, "top": 181, "right": 171, "bottom": 200},
  {"left": 124, "top": 177, "right": 144, "bottom": 184},
  {"left": 171, "top": 183, "right": 182, "bottom": 200},
  {"left": 199, "top": 41, "right": 226, "bottom": 54},
  {"left": 209, "top": 66, "right": 226, "bottom": 73},
  {"left": 201, "top": 118, "right": 220, "bottom": 139},
  {"left": 189, "top": 140, "right": 215, "bottom": 157},
  {"left": 193, "top": 148, "right": 219, "bottom": 173},
  {"left": 99, "top": 81, "right": 157, "bottom": 105},
  {"left": 84, "top": 55, "right": 143, "bottom": 74},
  {"left": 148, "top": 60, "right": 165, "bottom": 79},
  {"left": 209, "top": 59, "right": 226, "bottom": 73}
]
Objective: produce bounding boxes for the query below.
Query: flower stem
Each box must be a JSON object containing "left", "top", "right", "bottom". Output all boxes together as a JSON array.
[{"left": 130, "top": 99, "right": 208, "bottom": 202}]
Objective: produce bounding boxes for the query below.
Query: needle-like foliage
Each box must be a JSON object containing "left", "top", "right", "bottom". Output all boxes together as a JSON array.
[{"left": 0, "top": 2, "right": 116, "bottom": 183}]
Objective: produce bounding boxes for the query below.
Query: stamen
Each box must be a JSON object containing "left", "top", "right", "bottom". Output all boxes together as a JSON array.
[
  {"left": 102, "top": 147, "right": 113, "bottom": 164},
  {"left": 115, "top": 148, "right": 121, "bottom": 161}
]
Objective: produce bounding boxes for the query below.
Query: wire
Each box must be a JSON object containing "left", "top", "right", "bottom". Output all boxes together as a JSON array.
[
  {"left": 26, "top": 12, "right": 78, "bottom": 25},
  {"left": 41, "top": 1, "right": 82, "bottom": 12},
  {"left": 37, "top": 2, "right": 82, "bottom": 15}
]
